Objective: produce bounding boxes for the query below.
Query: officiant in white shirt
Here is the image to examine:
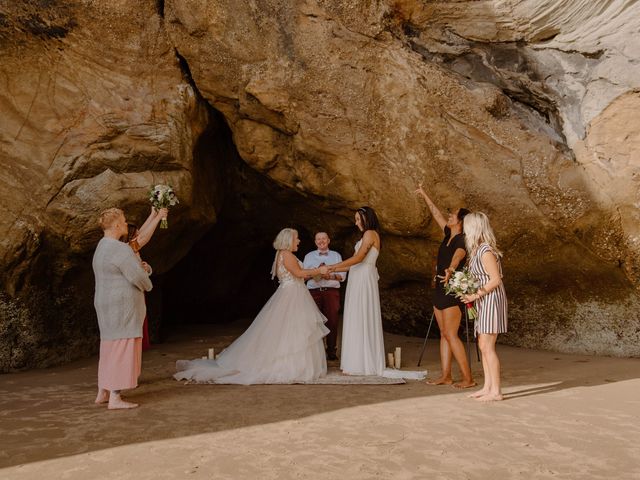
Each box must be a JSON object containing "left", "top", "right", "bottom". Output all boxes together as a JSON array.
[{"left": 303, "top": 232, "right": 346, "bottom": 361}]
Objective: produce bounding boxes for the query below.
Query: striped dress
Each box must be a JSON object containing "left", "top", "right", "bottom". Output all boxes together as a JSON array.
[{"left": 469, "top": 243, "right": 508, "bottom": 334}]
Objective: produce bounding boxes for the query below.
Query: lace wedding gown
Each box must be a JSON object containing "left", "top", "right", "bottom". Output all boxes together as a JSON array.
[
  {"left": 174, "top": 253, "right": 329, "bottom": 384},
  {"left": 341, "top": 239, "right": 425, "bottom": 380}
]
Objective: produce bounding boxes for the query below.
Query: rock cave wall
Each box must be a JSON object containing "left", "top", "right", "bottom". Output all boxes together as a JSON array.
[{"left": 1, "top": 0, "right": 639, "bottom": 371}]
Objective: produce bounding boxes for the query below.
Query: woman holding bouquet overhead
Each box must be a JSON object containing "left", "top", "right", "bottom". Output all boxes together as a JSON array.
[
  {"left": 416, "top": 184, "right": 475, "bottom": 388},
  {"left": 461, "top": 212, "right": 507, "bottom": 402},
  {"left": 122, "top": 207, "right": 167, "bottom": 350}
]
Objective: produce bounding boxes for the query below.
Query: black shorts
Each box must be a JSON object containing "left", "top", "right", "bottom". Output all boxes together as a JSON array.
[{"left": 432, "top": 280, "right": 463, "bottom": 310}]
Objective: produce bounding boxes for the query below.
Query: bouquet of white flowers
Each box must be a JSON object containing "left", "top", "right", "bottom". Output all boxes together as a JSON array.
[
  {"left": 149, "top": 184, "right": 179, "bottom": 229},
  {"left": 445, "top": 268, "right": 481, "bottom": 319}
]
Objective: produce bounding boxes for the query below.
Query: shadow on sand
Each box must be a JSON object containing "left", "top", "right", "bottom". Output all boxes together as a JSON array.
[{"left": 0, "top": 322, "right": 638, "bottom": 468}]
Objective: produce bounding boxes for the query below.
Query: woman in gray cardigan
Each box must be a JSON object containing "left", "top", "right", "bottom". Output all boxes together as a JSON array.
[{"left": 93, "top": 208, "right": 153, "bottom": 410}]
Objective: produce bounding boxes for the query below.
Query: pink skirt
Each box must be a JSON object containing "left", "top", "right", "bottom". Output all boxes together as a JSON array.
[{"left": 98, "top": 338, "right": 142, "bottom": 391}]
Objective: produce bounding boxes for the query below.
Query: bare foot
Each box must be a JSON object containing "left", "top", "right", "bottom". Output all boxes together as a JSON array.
[
  {"left": 425, "top": 376, "right": 453, "bottom": 385},
  {"left": 108, "top": 397, "right": 139, "bottom": 410},
  {"left": 475, "top": 393, "right": 503, "bottom": 402},
  {"left": 468, "top": 389, "right": 489, "bottom": 398},
  {"left": 94, "top": 389, "right": 109, "bottom": 404},
  {"left": 453, "top": 380, "right": 477, "bottom": 389}
]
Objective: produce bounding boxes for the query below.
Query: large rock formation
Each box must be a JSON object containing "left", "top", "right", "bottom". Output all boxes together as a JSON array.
[
  {"left": 0, "top": 0, "right": 220, "bottom": 370},
  {"left": 0, "top": 0, "right": 638, "bottom": 371},
  {"left": 397, "top": 0, "right": 640, "bottom": 285}
]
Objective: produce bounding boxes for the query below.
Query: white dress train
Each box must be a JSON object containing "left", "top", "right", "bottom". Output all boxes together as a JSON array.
[
  {"left": 174, "top": 253, "right": 329, "bottom": 384},
  {"left": 340, "top": 239, "right": 425, "bottom": 380}
]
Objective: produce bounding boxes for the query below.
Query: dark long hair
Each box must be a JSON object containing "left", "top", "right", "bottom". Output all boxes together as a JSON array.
[
  {"left": 124, "top": 223, "right": 139, "bottom": 243},
  {"left": 356, "top": 206, "right": 380, "bottom": 232},
  {"left": 457, "top": 208, "right": 470, "bottom": 227}
]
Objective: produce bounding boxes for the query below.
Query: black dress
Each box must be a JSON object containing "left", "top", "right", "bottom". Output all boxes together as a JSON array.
[{"left": 432, "top": 226, "right": 467, "bottom": 310}]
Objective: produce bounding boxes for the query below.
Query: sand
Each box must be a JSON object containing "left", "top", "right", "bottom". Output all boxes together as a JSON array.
[{"left": 1, "top": 323, "right": 639, "bottom": 480}]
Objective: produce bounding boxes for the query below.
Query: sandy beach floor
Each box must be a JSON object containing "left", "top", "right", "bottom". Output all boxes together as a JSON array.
[{"left": 1, "top": 322, "right": 639, "bottom": 480}]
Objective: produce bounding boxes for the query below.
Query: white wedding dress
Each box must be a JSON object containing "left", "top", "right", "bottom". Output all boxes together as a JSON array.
[
  {"left": 174, "top": 253, "right": 329, "bottom": 384},
  {"left": 340, "top": 240, "right": 386, "bottom": 375},
  {"left": 341, "top": 239, "right": 425, "bottom": 380}
]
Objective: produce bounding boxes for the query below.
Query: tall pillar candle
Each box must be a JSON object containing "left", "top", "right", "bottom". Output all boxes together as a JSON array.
[
  {"left": 387, "top": 353, "right": 395, "bottom": 368},
  {"left": 394, "top": 347, "right": 402, "bottom": 369}
]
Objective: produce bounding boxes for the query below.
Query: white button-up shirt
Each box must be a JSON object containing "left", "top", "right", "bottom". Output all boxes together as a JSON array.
[{"left": 303, "top": 249, "right": 346, "bottom": 289}]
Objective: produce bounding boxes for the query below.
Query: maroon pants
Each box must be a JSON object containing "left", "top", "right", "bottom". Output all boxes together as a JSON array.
[
  {"left": 142, "top": 315, "right": 151, "bottom": 351},
  {"left": 310, "top": 288, "right": 341, "bottom": 354}
]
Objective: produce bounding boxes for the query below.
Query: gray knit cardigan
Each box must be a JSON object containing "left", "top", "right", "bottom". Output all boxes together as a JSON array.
[{"left": 92, "top": 237, "right": 153, "bottom": 340}]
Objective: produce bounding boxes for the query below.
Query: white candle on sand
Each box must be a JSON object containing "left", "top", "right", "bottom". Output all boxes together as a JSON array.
[
  {"left": 394, "top": 347, "right": 402, "bottom": 369},
  {"left": 201, "top": 356, "right": 207, "bottom": 359},
  {"left": 387, "top": 353, "right": 395, "bottom": 368},
  {"left": 208, "top": 348, "right": 215, "bottom": 359}
]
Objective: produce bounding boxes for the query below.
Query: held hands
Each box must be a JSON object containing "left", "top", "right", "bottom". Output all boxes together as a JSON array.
[
  {"left": 318, "top": 262, "right": 330, "bottom": 278},
  {"left": 318, "top": 265, "right": 329, "bottom": 276},
  {"left": 141, "top": 261, "right": 152, "bottom": 274}
]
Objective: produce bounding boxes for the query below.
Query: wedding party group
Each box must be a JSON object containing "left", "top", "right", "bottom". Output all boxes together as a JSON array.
[{"left": 91, "top": 184, "right": 507, "bottom": 409}]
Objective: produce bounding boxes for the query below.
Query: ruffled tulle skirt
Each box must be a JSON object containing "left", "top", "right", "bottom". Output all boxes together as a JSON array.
[{"left": 175, "top": 280, "right": 329, "bottom": 384}]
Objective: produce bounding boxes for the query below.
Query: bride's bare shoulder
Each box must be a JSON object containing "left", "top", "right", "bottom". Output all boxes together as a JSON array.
[
  {"left": 362, "top": 230, "right": 380, "bottom": 245},
  {"left": 280, "top": 250, "right": 298, "bottom": 265},
  {"left": 280, "top": 250, "right": 294, "bottom": 259}
]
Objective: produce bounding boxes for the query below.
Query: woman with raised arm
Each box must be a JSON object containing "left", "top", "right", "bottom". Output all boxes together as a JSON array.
[
  {"left": 415, "top": 184, "right": 475, "bottom": 388},
  {"left": 121, "top": 207, "right": 167, "bottom": 350},
  {"left": 128, "top": 207, "right": 168, "bottom": 251},
  {"left": 461, "top": 212, "right": 508, "bottom": 402},
  {"left": 175, "top": 228, "right": 330, "bottom": 384}
]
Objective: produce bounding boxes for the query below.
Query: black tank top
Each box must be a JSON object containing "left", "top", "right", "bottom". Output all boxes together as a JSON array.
[{"left": 436, "top": 226, "right": 466, "bottom": 275}]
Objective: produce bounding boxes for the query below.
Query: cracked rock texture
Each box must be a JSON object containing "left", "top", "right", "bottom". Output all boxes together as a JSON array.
[
  {"left": 0, "top": 0, "right": 639, "bottom": 371},
  {"left": 0, "top": 0, "right": 219, "bottom": 370}
]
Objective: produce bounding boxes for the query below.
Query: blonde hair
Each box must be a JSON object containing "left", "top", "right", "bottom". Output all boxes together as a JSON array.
[
  {"left": 463, "top": 212, "right": 502, "bottom": 256},
  {"left": 273, "top": 228, "right": 297, "bottom": 251},
  {"left": 98, "top": 208, "right": 124, "bottom": 231}
]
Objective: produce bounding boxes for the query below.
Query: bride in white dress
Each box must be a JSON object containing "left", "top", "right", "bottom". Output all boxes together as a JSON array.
[
  {"left": 330, "top": 207, "right": 425, "bottom": 380},
  {"left": 174, "top": 228, "right": 330, "bottom": 384},
  {"left": 329, "top": 207, "right": 384, "bottom": 375}
]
